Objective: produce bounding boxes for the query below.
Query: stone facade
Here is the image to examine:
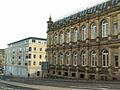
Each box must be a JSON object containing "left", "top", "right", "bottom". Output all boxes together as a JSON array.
[
  {"left": 0, "top": 49, "right": 5, "bottom": 74},
  {"left": 46, "top": 0, "right": 120, "bottom": 80},
  {"left": 5, "top": 37, "right": 47, "bottom": 77}
]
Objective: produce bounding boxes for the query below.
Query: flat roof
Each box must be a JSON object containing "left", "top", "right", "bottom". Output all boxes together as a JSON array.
[{"left": 8, "top": 37, "right": 47, "bottom": 45}]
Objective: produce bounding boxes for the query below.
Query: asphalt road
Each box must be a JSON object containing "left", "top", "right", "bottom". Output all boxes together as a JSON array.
[
  {"left": 0, "top": 82, "right": 37, "bottom": 90},
  {"left": 0, "top": 75, "right": 120, "bottom": 90}
]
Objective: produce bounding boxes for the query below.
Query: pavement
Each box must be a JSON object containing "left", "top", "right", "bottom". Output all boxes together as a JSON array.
[{"left": 0, "top": 75, "right": 120, "bottom": 90}]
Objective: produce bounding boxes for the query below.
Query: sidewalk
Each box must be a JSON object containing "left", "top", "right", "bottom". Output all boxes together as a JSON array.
[{"left": 0, "top": 79, "right": 73, "bottom": 90}]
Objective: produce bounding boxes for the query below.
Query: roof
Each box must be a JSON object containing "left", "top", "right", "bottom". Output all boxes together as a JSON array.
[
  {"left": 52, "top": 0, "right": 119, "bottom": 29},
  {"left": 8, "top": 37, "right": 47, "bottom": 45}
]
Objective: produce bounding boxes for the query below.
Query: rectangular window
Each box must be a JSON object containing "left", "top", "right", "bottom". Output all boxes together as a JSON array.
[
  {"left": 34, "top": 47, "right": 36, "bottom": 51},
  {"left": 19, "top": 56, "right": 21, "bottom": 59},
  {"left": 32, "top": 39, "right": 36, "bottom": 43},
  {"left": 40, "top": 48, "right": 42, "bottom": 51},
  {"left": 34, "top": 55, "right": 36, "bottom": 59},
  {"left": 28, "top": 61, "right": 31, "bottom": 66},
  {"left": 26, "top": 55, "right": 28, "bottom": 59},
  {"left": 29, "top": 47, "right": 32, "bottom": 51},
  {"left": 39, "top": 55, "right": 42, "bottom": 59},
  {"left": 113, "top": 23, "right": 118, "bottom": 35},
  {"left": 29, "top": 54, "right": 31, "bottom": 59},
  {"left": 33, "top": 61, "right": 36, "bottom": 65},
  {"left": 115, "top": 56, "right": 118, "bottom": 67},
  {"left": 39, "top": 62, "right": 42, "bottom": 65}
]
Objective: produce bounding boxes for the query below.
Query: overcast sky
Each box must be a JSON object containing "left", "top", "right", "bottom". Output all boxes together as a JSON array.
[{"left": 0, "top": 0, "right": 108, "bottom": 48}]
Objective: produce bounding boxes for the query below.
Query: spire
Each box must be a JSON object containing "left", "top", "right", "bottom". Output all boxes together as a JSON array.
[
  {"left": 47, "top": 14, "right": 53, "bottom": 32},
  {"left": 49, "top": 14, "right": 52, "bottom": 21}
]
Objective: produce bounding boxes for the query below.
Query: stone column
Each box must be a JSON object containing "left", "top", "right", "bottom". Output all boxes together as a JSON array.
[
  {"left": 108, "top": 15, "right": 112, "bottom": 40},
  {"left": 96, "top": 17, "right": 100, "bottom": 42},
  {"left": 86, "top": 22, "right": 89, "bottom": 43},
  {"left": 63, "top": 28, "right": 66, "bottom": 45},
  {"left": 96, "top": 46, "right": 100, "bottom": 80},
  {"left": 85, "top": 49, "right": 89, "bottom": 80},
  {"left": 108, "top": 48, "right": 112, "bottom": 80},
  {"left": 68, "top": 52, "right": 73, "bottom": 78},
  {"left": 62, "top": 53, "right": 65, "bottom": 77}
]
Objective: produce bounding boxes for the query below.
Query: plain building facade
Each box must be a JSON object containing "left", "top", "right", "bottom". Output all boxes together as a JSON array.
[
  {"left": 46, "top": 0, "right": 120, "bottom": 80},
  {"left": 5, "top": 37, "right": 47, "bottom": 77}
]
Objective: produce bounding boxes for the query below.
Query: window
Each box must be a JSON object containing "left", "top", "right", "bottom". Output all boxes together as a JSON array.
[
  {"left": 39, "top": 55, "right": 42, "bottom": 59},
  {"left": 18, "top": 62, "right": 21, "bottom": 65},
  {"left": 26, "top": 55, "right": 28, "bottom": 59},
  {"left": 28, "top": 61, "right": 31, "bottom": 65},
  {"left": 54, "top": 54, "right": 57, "bottom": 65},
  {"left": 54, "top": 33, "right": 57, "bottom": 45},
  {"left": 91, "top": 23, "right": 97, "bottom": 39},
  {"left": 25, "top": 63, "right": 27, "bottom": 66},
  {"left": 91, "top": 51, "right": 97, "bottom": 67},
  {"left": 66, "top": 52, "right": 70, "bottom": 65},
  {"left": 33, "top": 55, "right": 36, "bottom": 59},
  {"left": 12, "top": 56, "right": 14, "bottom": 59},
  {"left": 81, "top": 51, "right": 86, "bottom": 66},
  {"left": 34, "top": 47, "right": 36, "bottom": 51},
  {"left": 102, "top": 20, "right": 108, "bottom": 37},
  {"left": 115, "top": 56, "right": 118, "bottom": 67},
  {"left": 39, "top": 62, "right": 42, "bottom": 65},
  {"left": 73, "top": 52, "right": 77, "bottom": 66},
  {"left": 113, "top": 23, "right": 118, "bottom": 35},
  {"left": 82, "top": 25, "right": 87, "bottom": 41},
  {"left": 66, "top": 30, "right": 70, "bottom": 43},
  {"left": 59, "top": 32, "right": 64, "bottom": 44},
  {"left": 40, "top": 48, "right": 42, "bottom": 51},
  {"left": 33, "top": 61, "right": 36, "bottom": 65},
  {"left": 28, "top": 54, "right": 31, "bottom": 59},
  {"left": 19, "top": 56, "right": 21, "bottom": 59},
  {"left": 102, "top": 50, "right": 109, "bottom": 67},
  {"left": 32, "top": 39, "right": 36, "bottom": 43},
  {"left": 60, "top": 53, "right": 63, "bottom": 65},
  {"left": 29, "top": 47, "right": 32, "bottom": 51},
  {"left": 74, "top": 30, "right": 78, "bottom": 42}
]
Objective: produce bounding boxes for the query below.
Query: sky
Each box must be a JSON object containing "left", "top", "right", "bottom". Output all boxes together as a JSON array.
[{"left": 0, "top": 0, "right": 108, "bottom": 49}]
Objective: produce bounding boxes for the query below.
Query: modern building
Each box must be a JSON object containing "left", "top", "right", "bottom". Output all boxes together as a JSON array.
[
  {"left": 46, "top": 0, "right": 120, "bottom": 80},
  {"left": 0, "top": 49, "right": 5, "bottom": 74},
  {"left": 5, "top": 37, "right": 47, "bottom": 77}
]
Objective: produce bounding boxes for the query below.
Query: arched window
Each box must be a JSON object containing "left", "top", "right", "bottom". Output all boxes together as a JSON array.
[
  {"left": 82, "top": 25, "right": 87, "bottom": 41},
  {"left": 102, "top": 50, "right": 109, "bottom": 67},
  {"left": 91, "top": 23, "right": 97, "bottom": 39},
  {"left": 66, "top": 52, "right": 70, "bottom": 65},
  {"left": 66, "top": 30, "right": 70, "bottom": 43},
  {"left": 73, "top": 29, "right": 78, "bottom": 42},
  {"left": 73, "top": 52, "right": 77, "bottom": 66},
  {"left": 91, "top": 51, "right": 97, "bottom": 67},
  {"left": 54, "top": 33, "right": 57, "bottom": 45},
  {"left": 81, "top": 51, "right": 86, "bottom": 66},
  {"left": 60, "top": 53, "right": 63, "bottom": 65},
  {"left": 59, "top": 32, "right": 64, "bottom": 44},
  {"left": 102, "top": 20, "right": 108, "bottom": 37}
]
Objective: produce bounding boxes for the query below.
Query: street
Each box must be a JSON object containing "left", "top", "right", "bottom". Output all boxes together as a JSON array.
[{"left": 0, "top": 75, "right": 120, "bottom": 90}]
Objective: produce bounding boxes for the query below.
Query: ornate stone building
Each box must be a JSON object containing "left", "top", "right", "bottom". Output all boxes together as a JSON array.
[
  {"left": 46, "top": 0, "right": 120, "bottom": 80},
  {"left": 0, "top": 49, "right": 5, "bottom": 74}
]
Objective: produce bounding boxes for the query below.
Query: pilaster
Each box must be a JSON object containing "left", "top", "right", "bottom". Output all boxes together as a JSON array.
[
  {"left": 108, "top": 15, "right": 112, "bottom": 41},
  {"left": 96, "top": 17, "right": 100, "bottom": 42}
]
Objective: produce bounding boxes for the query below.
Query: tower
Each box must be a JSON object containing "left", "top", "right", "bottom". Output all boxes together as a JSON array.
[{"left": 47, "top": 16, "right": 53, "bottom": 32}]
